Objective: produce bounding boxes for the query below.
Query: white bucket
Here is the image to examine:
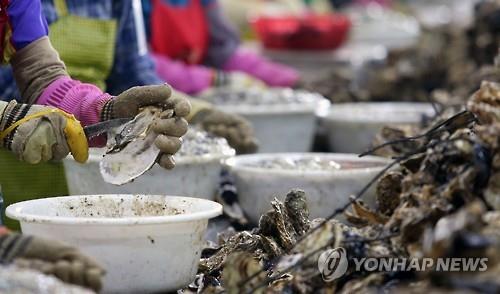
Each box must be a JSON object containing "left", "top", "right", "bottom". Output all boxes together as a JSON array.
[
  {"left": 223, "top": 153, "right": 390, "bottom": 224},
  {"left": 6, "top": 195, "right": 222, "bottom": 293},
  {"left": 323, "top": 102, "right": 435, "bottom": 153},
  {"left": 218, "top": 103, "right": 319, "bottom": 153},
  {"left": 63, "top": 149, "right": 233, "bottom": 200}
]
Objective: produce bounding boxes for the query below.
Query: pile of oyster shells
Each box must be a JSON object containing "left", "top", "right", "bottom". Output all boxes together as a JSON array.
[
  {"left": 175, "top": 128, "right": 234, "bottom": 158},
  {"left": 179, "top": 78, "right": 500, "bottom": 293}
]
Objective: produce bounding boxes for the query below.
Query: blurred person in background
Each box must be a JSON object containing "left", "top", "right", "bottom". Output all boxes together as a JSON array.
[{"left": 142, "top": 0, "right": 300, "bottom": 94}]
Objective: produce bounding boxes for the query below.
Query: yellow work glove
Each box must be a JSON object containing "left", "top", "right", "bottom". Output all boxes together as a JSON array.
[
  {"left": 186, "top": 95, "right": 259, "bottom": 154},
  {"left": 0, "top": 101, "right": 88, "bottom": 164},
  {"left": 100, "top": 84, "right": 191, "bottom": 170},
  {"left": 0, "top": 232, "right": 104, "bottom": 292}
]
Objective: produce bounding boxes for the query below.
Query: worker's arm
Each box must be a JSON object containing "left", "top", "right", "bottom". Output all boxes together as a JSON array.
[
  {"left": 153, "top": 53, "right": 264, "bottom": 95},
  {"left": 0, "top": 227, "right": 104, "bottom": 291},
  {"left": 4, "top": 0, "right": 67, "bottom": 104}
]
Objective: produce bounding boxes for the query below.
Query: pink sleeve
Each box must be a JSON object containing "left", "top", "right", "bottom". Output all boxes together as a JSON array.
[
  {"left": 223, "top": 48, "right": 300, "bottom": 87},
  {"left": 37, "top": 76, "right": 113, "bottom": 147},
  {"left": 151, "top": 53, "right": 213, "bottom": 95}
]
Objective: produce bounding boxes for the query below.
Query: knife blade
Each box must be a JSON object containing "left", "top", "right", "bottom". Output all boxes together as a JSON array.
[{"left": 84, "top": 117, "right": 134, "bottom": 139}]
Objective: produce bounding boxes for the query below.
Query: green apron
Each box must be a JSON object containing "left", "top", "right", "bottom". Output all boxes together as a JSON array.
[
  {"left": 0, "top": 0, "right": 118, "bottom": 229},
  {"left": 0, "top": 150, "right": 69, "bottom": 229},
  {"left": 49, "top": 0, "right": 118, "bottom": 90}
]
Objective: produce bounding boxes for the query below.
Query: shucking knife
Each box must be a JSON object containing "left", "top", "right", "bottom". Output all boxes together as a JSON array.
[{"left": 83, "top": 117, "right": 134, "bottom": 139}]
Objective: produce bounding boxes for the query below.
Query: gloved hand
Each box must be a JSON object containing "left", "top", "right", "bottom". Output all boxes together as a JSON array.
[
  {"left": 0, "top": 232, "right": 105, "bottom": 292},
  {"left": 100, "top": 84, "right": 191, "bottom": 169},
  {"left": 188, "top": 97, "right": 258, "bottom": 154},
  {"left": 0, "top": 101, "right": 88, "bottom": 164},
  {"left": 212, "top": 71, "right": 266, "bottom": 89},
  {"left": 223, "top": 49, "right": 300, "bottom": 87}
]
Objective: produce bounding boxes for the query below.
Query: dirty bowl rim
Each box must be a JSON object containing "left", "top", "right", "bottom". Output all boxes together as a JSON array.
[
  {"left": 6, "top": 195, "right": 223, "bottom": 225},
  {"left": 223, "top": 153, "right": 391, "bottom": 176},
  {"left": 217, "top": 102, "right": 320, "bottom": 115},
  {"left": 324, "top": 102, "right": 435, "bottom": 123}
]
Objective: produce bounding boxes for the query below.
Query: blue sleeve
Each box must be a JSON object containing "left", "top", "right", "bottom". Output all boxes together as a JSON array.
[
  {"left": 106, "top": 0, "right": 163, "bottom": 95},
  {"left": 0, "top": 0, "right": 48, "bottom": 101},
  {"left": 7, "top": 0, "right": 49, "bottom": 50}
]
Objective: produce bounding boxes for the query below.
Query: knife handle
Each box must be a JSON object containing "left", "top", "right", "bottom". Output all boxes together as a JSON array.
[{"left": 64, "top": 113, "right": 89, "bottom": 163}]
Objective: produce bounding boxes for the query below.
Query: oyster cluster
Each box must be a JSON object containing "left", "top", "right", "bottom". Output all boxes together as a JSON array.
[{"left": 175, "top": 128, "right": 235, "bottom": 158}]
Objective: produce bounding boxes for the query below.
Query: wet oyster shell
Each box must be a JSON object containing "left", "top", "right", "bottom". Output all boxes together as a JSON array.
[{"left": 100, "top": 107, "right": 164, "bottom": 185}]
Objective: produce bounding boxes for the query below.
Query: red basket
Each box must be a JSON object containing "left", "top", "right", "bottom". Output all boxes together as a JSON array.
[{"left": 253, "top": 14, "right": 351, "bottom": 51}]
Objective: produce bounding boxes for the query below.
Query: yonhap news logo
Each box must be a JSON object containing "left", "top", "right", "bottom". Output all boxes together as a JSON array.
[
  {"left": 317, "top": 247, "right": 349, "bottom": 282},
  {"left": 318, "top": 247, "right": 488, "bottom": 282}
]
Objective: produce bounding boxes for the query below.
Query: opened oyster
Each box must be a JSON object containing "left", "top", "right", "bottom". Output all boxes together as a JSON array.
[{"left": 100, "top": 107, "right": 167, "bottom": 185}]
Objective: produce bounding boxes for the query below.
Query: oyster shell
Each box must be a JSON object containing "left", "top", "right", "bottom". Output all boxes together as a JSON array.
[{"left": 100, "top": 107, "right": 166, "bottom": 185}]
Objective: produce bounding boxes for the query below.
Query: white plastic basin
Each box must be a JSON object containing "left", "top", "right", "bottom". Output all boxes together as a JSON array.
[
  {"left": 63, "top": 148, "right": 233, "bottom": 199},
  {"left": 218, "top": 103, "right": 319, "bottom": 153},
  {"left": 323, "top": 102, "right": 435, "bottom": 153},
  {"left": 223, "top": 153, "right": 390, "bottom": 224},
  {"left": 6, "top": 195, "right": 222, "bottom": 293}
]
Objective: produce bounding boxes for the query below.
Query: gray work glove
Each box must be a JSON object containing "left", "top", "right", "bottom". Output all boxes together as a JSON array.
[
  {"left": 192, "top": 108, "right": 258, "bottom": 154},
  {"left": 0, "top": 100, "right": 89, "bottom": 164},
  {"left": 0, "top": 233, "right": 104, "bottom": 292},
  {"left": 100, "top": 84, "right": 191, "bottom": 169},
  {"left": 186, "top": 96, "right": 258, "bottom": 154}
]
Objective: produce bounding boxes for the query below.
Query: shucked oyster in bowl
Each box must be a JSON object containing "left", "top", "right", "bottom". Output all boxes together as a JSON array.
[
  {"left": 63, "top": 128, "right": 235, "bottom": 199},
  {"left": 223, "top": 153, "right": 390, "bottom": 224}
]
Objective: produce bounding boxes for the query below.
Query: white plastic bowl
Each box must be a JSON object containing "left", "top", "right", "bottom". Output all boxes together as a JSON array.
[
  {"left": 63, "top": 148, "right": 234, "bottom": 199},
  {"left": 347, "top": 6, "right": 421, "bottom": 50},
  {"left": 6, "top": 195, "right": 222, "bottom": 293},
  {"left": 218, "top": 103, "right": 320, "bottom": 153},
  {"left": 223, "top": 153, "right": 390, "bottom": 224},
  {"left": 323, "top": 102, "right": 435, "bottom": 153}
]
